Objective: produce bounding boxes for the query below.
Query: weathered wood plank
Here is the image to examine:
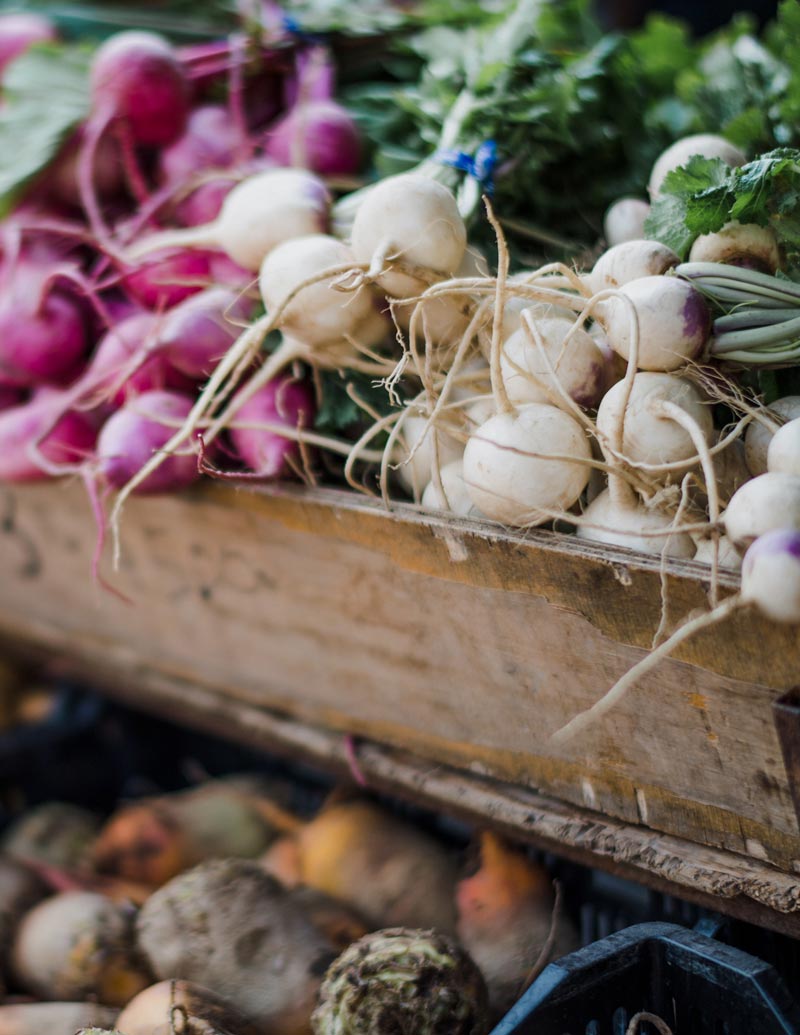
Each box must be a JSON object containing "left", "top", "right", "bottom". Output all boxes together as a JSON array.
[
  {"left": 0, "top": 481, "right": 797, "bottom": 872},
  {"left": 7, "top": 650, "right": 799, "bottom": 937}
]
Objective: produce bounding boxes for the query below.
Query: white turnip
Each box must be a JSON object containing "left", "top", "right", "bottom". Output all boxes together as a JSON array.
[
  {"left": 500, "top": 317, "right": 604, "bottom": 410},
  {"left": 350, "top": 174, "right": 467, "bottom": 298},
  {"left": 587, "top": 240, "right": 678, "bottom": 295},
  {"left": 723, "top": 472, "right": 800, "bottom": 551},
  {"left": 745, "top": 396, "right": 800, "bottom": 475},
  {"left": 648, "top": 134, "right": 746, "bottom": 198},
  {"left": 463, "top": 403, "right": 591, "bottom": 526},
  {"left": 128, "top": 168, "right": 331, "bottom": 271},
  {"left": 603, "top": 198, "right": 650, "bottom": 246}
]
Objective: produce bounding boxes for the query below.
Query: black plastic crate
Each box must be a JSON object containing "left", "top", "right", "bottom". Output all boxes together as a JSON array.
[{"left": 491, "top": 922, "right": 800, "bottom": 1035}]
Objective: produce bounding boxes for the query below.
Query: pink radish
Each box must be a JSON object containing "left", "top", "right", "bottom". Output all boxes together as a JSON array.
[
  {"left": 89, "top": 32, "right": 189, "bottom": 149},
  {"left": 228, "top": 375, "right": 315, "bottom": 478},
  {"left": 0, "top": 262, "right": 89, "bottom": 386},
  {"left": 97, "top": 389, "right": 199, "bottom": 493},
  {"left": 160, "top": 287, "right": 254, "bottom": 380},
  {"left": 0, "top": 392, "right": 96, "bottom": 482},
  {"left": 159, "top": 105, "right": 246, "bottom": 185},
  {"left": 265, "top": 46, "right": 361, "bottom": 176},
  {"left": 0, "top": 13, "right": 56, "bottom": 77},
  {"left": 118, "top": 249, "right": 213, "bottom": 310}
]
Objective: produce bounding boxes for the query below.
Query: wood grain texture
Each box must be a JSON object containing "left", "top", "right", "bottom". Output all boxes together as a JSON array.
[
  {"left": 0, "top": 480, "right": 798, "bottom": 873},
  {"left": 5, "top": 652, "right": 799, "bottom": 935}
]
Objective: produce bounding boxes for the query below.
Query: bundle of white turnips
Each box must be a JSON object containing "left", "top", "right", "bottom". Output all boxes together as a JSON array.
[{"left": 103, "top": 136, "right": 800, "bottom": 744}]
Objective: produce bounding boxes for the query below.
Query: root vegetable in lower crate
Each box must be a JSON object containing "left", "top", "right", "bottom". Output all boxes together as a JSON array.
[
  {"left": 0, "top": 1003, "right": 119, "bottom": 1035},
  {"left": 1, "top": 803, "right": 100, "bottom": 870},
  {"left": 91, "top": 777, "right": 300, "bottom": 886},
  {"left": 286, "top": 798, "right": 460, "bottom": 933},
  {"left": 116, "top": 980, "right": 259, "bottom": 1035},
  {"left": 0, "top": 856, "right": 47, "bottom": 966},
  {"left": 312, "top": 928, "right": 488, "bottom": 1035},
  {"left": 136, "top": 859, "right": 339, "bottom": 1035},
  {"left": 10, "top": 890, "right": 150, "bottom": 1005},
  {"left": 456, "top": 832, "right": 579, "bottom": 1015}
]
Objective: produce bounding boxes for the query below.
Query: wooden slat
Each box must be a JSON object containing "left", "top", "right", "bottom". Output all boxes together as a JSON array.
[
  {"left": 11, "top": 650, "right": 799, "bottom": 938},
  {"left": 0, "top": 480, "right": 798, "bottom": 875}
]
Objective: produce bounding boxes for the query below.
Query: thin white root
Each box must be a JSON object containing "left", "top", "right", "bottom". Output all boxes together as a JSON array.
[
  {"left": 550, "top": 594, "right": 741, "bottom": 745},
  {"left": 658, "top": 399, "right": 721, "bottom": 605},
  {"left": 485, "top": 198, "right": 514, "bottom": 417},
  {"left": 625, "top": 1013, "right": 674, "bottom": 1035}
]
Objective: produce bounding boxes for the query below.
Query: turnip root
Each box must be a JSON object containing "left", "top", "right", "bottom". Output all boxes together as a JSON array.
[
  {"left": 92, "top": 778, "right": 299, "bottom": 887},
  {"left": 259, "top": 235, "right": 373, "bottom": 348},
  {"left": 1, "top": 802, "right": 99, "bottom": 869},
  {"left": 603, "top": 198, "right": 650, "bottom": 247},
  {"left": 137, "top": 860, "right": 337, "bottom": 1035},
  {"left": 11, "top": 891, "right": 150, "bottom": 1005},
  {"left": 456, "top": 833, "right": 578, "bottom": 1016},
  {"left": 689, "top": 221, "right": 780, "bottom": 273},
  {"left": 599, "top": 275, "right": 710, "bottom": 371},
  {"left": 393, "top": 414, "right": 464, "bottom": 497},
  {"left": 587, "top": 240, "right": 678, "bottom": 295},
  {"left": 648, "top": 134, "right": 746, "bottom": 199},
  {"left": 127, "top": 169, "right": 331, "bottom": 271},
  {"left": 293, "top": 798, "right": 459, "bottom": 933},
  {"left": 312, "top": 928, "right": 488, "bottom": 1035},
  {"left": 595, "top": 373, "right": 713, "bottom": 470},
  {"left": 576, "top": 489, "right": 695, "bottom": 558},
  {"left": 116, "top": 980, "right": 258, "bottom": 1035},
  {"left": 463, "top": 403, "right": 591, "bottom": 526},
  {"left": 500, "top": 318, "right": 604, "bottom": 410},
  {"left": 692, "top": 534, "right": 741, "bottom": 570},
  {"left": 741, "top": 528, "right": 800, "bottom": 623},
  {"left": 0, "top": 1003, "right": 118, "bottom": 1035},
  {"left": 723, "top": 472, "right": 800, "bottom": 551},
  {"left": 481, "top": 298, "right": 574, "bottom": 355},
  {"left": 744, "top": 396, "right": 800, "bottom": 475},
  {"left": 421, "top": 460, "right": 482, "bottom": 518},
  {"left": 767, "top": 418, "right": 800, "bottom": 476},
  {"left": 350, "top": 174, "right": 467, "bottom": 299}
]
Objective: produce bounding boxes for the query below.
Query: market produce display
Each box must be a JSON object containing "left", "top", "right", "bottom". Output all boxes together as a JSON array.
[
  {"left": 0, "top": 777, "right": 574, "bottom": 1034},
  {"left": 1, "top": 0, "right": 800, "bottom": 745}
]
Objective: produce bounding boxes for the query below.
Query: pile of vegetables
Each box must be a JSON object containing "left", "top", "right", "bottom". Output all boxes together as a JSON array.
[
  {"left": 0, "top": 777, "right": 577, "bottom": 1034},
  {"left": 0, "top": 0, "right": 800, "bottom": 733}
]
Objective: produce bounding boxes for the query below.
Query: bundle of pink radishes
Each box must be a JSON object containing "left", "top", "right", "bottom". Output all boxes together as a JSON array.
[
  {"left": 0, "top": 13, "right": 360, "bottom": 517},
  {"left": 0, "top": 780, "right": 576, "bottom": 1035}
]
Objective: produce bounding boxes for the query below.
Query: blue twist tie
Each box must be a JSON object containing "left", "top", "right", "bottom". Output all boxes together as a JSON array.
[
  {"left": 280, "top": 12, "right": 326, "bottom": 42},
  {"left": 434, "top": 140, "right": 498, "bottom": 195}
]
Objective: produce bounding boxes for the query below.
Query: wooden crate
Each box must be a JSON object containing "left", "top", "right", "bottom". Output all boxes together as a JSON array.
[{"left": 1, "top": 479, "right": 799, "bottom": 922}]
